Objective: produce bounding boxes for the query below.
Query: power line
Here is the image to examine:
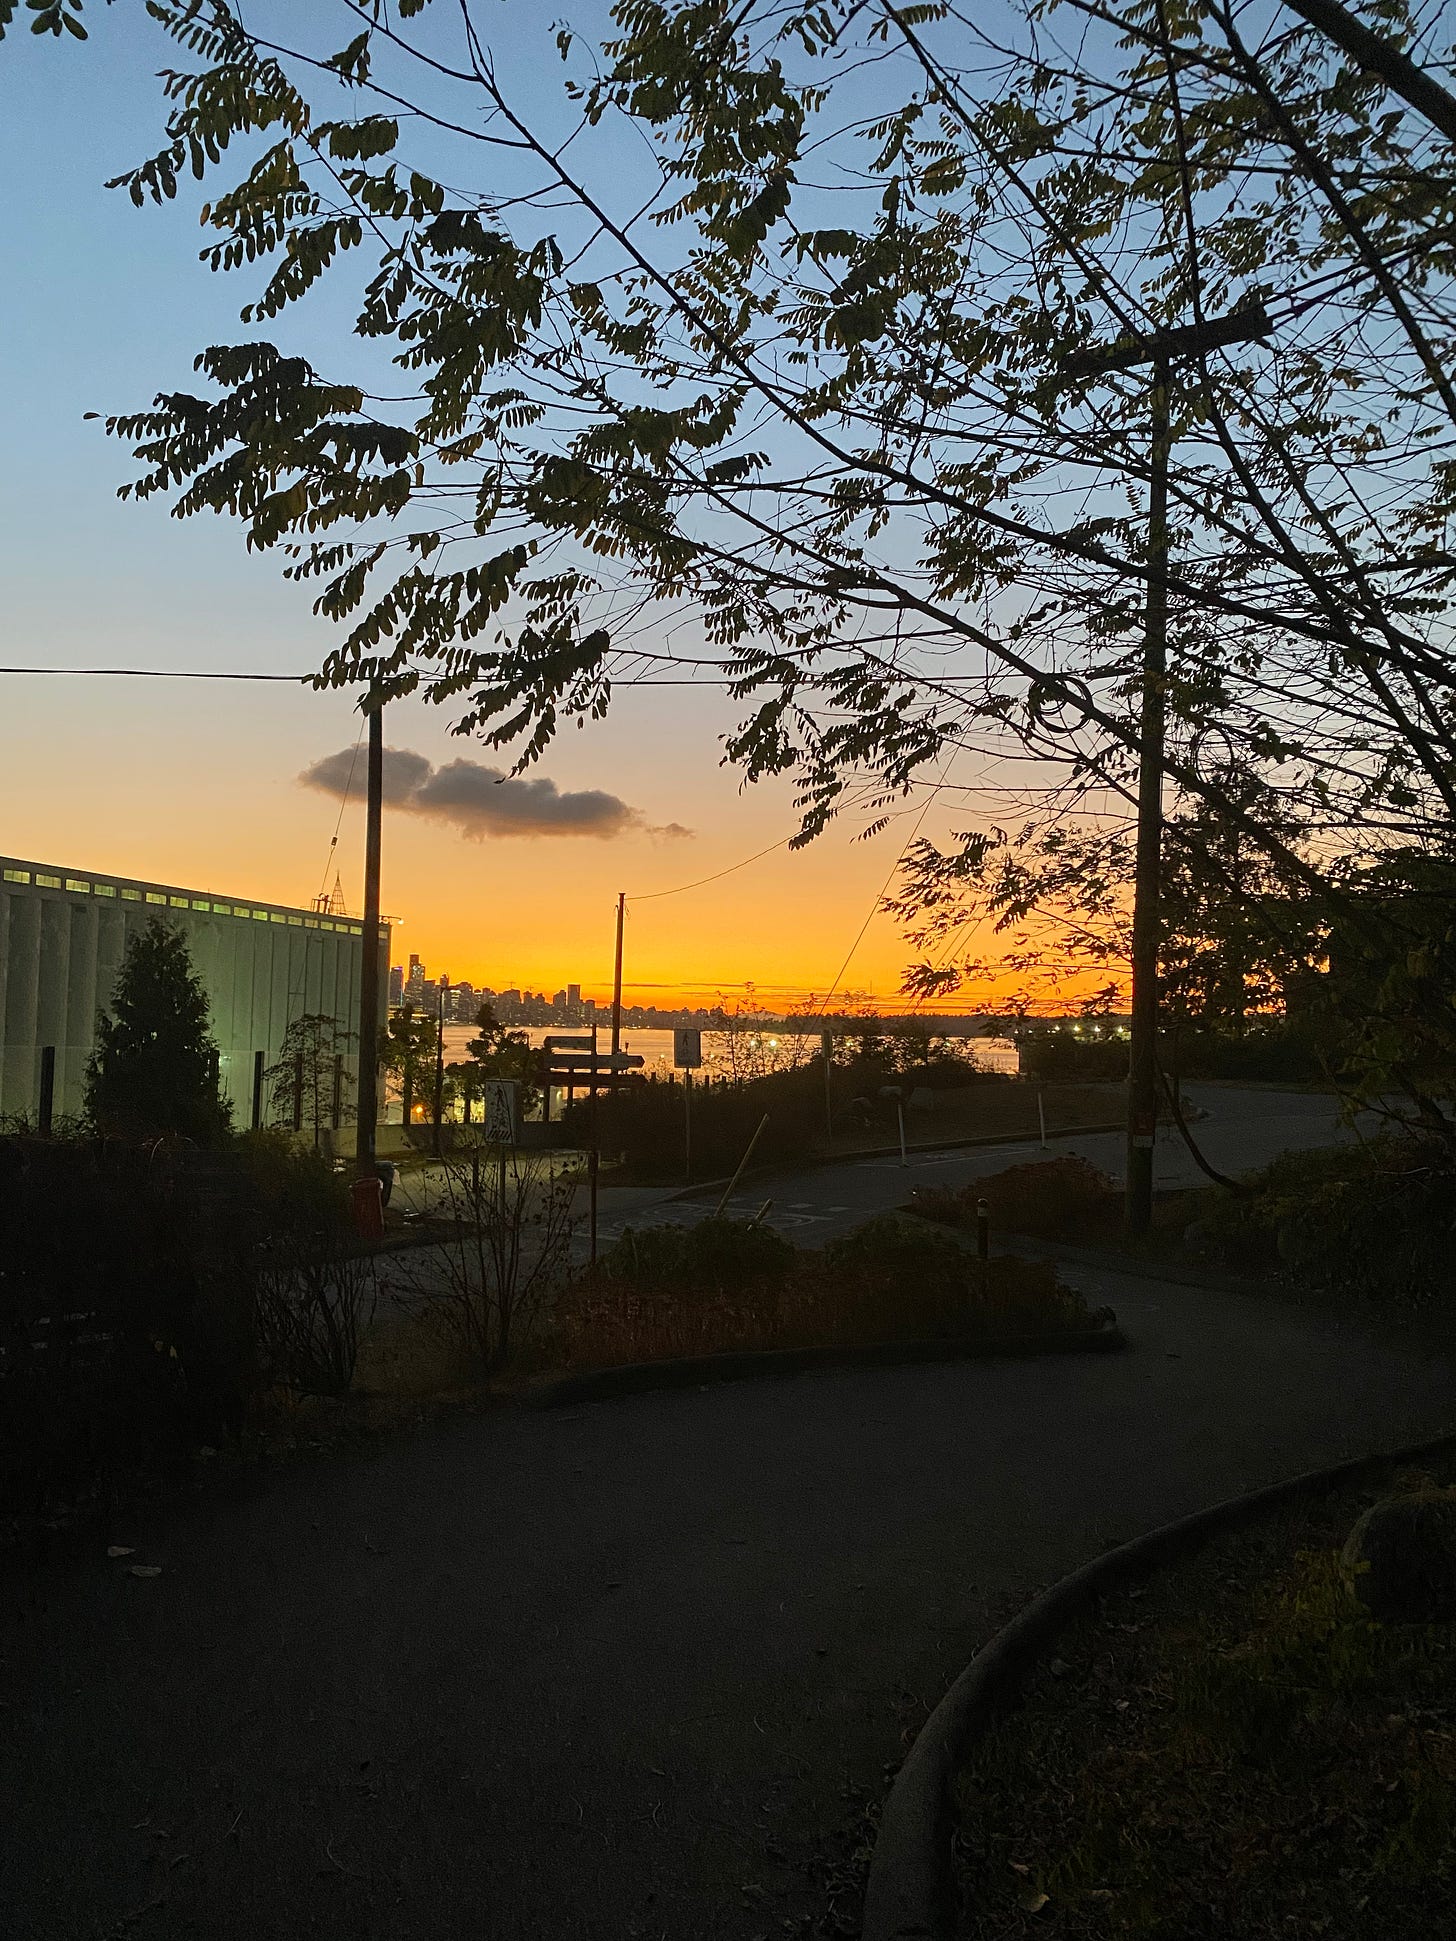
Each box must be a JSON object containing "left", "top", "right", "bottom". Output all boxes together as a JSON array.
[
  {"left": 0, "top": 664, "right": 311, "bottom": 680},
  {"left": 630, "top": 831, "right": 800, "bottom": 901},
  {"left": 315, "top": 717, "right": 367, "bottom": 908},
  {"left": 803, "top": 755, "right": 956, "bottom": 1024}
]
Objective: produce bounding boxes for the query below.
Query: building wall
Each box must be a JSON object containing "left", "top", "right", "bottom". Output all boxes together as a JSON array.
[{"left": 0, "top": 856, "right": 390, "bottom": 1125}]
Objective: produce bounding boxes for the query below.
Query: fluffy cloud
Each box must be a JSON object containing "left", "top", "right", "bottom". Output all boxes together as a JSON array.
[{"left": 300, "top": 746, "right": 692, "bottom": 842}]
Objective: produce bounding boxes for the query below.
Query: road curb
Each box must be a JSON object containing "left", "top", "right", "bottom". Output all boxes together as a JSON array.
[
  {"left": 525, "top": 1325, "right": 1126, "bottom": 1408},
  {"left": 861, "top": 1423, "right": 1456, "bottom": 1941},
  {"left": 962, "top": 1229, "right": 1264, "bottom": 1299}
]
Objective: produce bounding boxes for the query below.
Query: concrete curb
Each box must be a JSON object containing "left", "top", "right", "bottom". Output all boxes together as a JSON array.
[
  {"left": 526, "top": 1325, "right": 1127, "bottom": 1408},
  {"left": 965, "top": 1229, "right": 1264, "bottom": 1299},
  {"left": 889, "top": 1208, "right": 1258, "bottom": 1301},
  {"left": 861, "top": 1424, "right": 1456, "bottom": 1941}
]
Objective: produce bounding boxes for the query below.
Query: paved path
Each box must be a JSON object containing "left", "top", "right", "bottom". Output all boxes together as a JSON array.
[
  {"left": 596, "top": 1081, "right": 1358, "bottom": 1247},
  {"left": 7, "top": 1228, "right": 1455, "bottom": 1936},
  {"left": 380, "top": 1084, "right": 1356, "bottom": 1255}
]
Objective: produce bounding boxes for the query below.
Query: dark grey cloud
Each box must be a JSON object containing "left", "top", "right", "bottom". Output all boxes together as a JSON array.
[{"left": 300, "top": 746, "right": 692, "bottom": 842}]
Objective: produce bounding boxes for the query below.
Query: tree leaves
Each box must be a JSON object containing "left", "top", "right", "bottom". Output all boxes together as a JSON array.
[{"left": 12, "top": 0, "right": 1456, "bottom": 1106}]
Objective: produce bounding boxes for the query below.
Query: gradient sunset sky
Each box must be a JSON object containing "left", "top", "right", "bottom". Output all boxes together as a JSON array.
[{"left": 0, "top": 11, "right": 1053, "bottom": 1013}]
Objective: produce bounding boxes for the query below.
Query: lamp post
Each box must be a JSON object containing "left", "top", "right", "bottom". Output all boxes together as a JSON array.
[{"left": 1064, "top": 302, "right": 1272, "bottom": 1233}]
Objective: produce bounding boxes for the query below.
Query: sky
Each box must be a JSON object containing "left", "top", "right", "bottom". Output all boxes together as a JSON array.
[{"left": 0, "top": 5, "right": 1025, "bottom": 1013}]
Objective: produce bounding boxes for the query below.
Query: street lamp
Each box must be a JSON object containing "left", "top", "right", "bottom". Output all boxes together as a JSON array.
[{"left": 1064, "top": 300, "right": 1273, "bottom": 1234}]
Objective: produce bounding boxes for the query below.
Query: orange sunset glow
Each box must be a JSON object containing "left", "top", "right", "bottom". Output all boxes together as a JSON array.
[{"left": 3, "top": 667, "right": 1098, "bottom": 1014}]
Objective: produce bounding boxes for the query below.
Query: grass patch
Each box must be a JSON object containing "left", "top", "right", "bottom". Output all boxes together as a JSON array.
[{"left": 954, "top": 1459, "right": 1456, "bottom": 1940}]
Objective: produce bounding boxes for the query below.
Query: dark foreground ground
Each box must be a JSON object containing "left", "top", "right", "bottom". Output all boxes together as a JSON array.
[{"left": 6, "top": 1244, "right": 1456, "bottom": 1940}]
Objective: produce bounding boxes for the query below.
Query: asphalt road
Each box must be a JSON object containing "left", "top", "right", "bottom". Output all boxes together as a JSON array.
[
  {"left": 596, "top": 1081, "right": 1358, "bottom": 1246},
  {"left": 8, "top": 1086, "right": 1442, "bottom": 1941}
]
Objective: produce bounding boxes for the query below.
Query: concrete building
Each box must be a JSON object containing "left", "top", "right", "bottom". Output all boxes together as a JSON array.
[{"left": 0, "top": 853, "right": 390, "bottom": 1125}]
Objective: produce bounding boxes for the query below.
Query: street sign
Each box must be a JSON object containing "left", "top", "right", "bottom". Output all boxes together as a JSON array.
[
  {"left": 483, "top": 1079, "right": 520, "bottom": 1144},
  {"left": 544, "top": 1051, "right": 644, "bottom": 1071},
  {"left": 543, "top": 1034, "right": 595, "bottom": 1051},
  {"left": 673, "top": 1027, "right": 702, "bottom": 1070}
]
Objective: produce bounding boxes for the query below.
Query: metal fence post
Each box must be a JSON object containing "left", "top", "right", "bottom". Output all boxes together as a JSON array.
[{"left": 37, "top": 1045, "right": 55, "bottom": 1136}]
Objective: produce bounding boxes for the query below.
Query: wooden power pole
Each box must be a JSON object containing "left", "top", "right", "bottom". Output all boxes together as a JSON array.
[
  {"left": 1125, "top": 360, "right": 1170, "bottom": 1236},
  {"left": 611, "top": 891, "right": 626, "bottom": 1057},
  {"left": 355, "top": 688, "right": 384, "bottom": 1179},
  {"left": 1062, "top": 303, "right": 1273, "bottom": 1236}
]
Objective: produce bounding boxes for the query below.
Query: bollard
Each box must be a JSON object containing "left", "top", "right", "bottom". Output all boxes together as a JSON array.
[
  {"left": 37, "top": 1045, "right": 55, "bottom": 1137},
  {"left": 976, "top": 1196, "right": 990, "bottom": 1261}
]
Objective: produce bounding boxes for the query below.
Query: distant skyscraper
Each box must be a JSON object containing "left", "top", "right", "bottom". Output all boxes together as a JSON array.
[{"left": 388, "top": 964, "right": 404, "bottom": 1007}]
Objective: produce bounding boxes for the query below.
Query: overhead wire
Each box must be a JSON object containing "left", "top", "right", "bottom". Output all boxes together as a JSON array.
[{"left": 315, "top": 716, "right": 367, "bottom": 909}]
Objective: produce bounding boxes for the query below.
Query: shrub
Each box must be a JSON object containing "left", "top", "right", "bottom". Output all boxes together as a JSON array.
[
  {"left": 599, "top": 1216, "right": 795, "bottom": 1298},
  {"left": 822, "top": 1216, "right": 1108, "bottom": 1340},
  {"left": 387, "top": 1146, "right": 577, "bottom": 1371},
  {"left": 911, "top": 1156, "right": 1116, "bottom": 1239},
  {"left": 822, "top": 1212, "right": 968, "bottom": 1295},
  {"left": 0, "top": 1134, "right": 261, "bottom": 1514},
  {"left": 552, "top": 1218, "right": 1107, "bottom": 1369},
  {"left": 227, "top": 1132, "right": 375, "bottom": 1397},
  {"left": 563, "top": 1047, "right": 1008, "bottom": 1183},
  {"left": 1343, "top": 1489, "right": 1456, "bottom": 1624},
  {"left": 1015, "top": 1020, "right": 1333, "bottom": 1085},
  {"left": 1186, "top": 1136, "right": 1456, "bottom": 1310}
]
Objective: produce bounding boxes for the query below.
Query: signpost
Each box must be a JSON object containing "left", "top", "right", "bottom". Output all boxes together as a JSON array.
[
  {"left": 674, "top": 1027, "right": 702, "bottom": 1184},
  {"left": 482, "top": 1079, "right": 520, "bottom": 1146},
  {"left": 539, "top": 1040, "right": 640, "bottom": 1265}
]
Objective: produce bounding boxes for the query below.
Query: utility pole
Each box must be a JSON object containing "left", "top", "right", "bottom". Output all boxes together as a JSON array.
[
  {"left": 355, "top": 687, "right": 384, "bottom": 1181},
  {"left": 432, "top": 976, "right": 449, "bottom": 1158},
  {"left": 1063, "top": 302, "right": 1272, "bottom": 1236},
  {"left": 1125, "top": 359, "right": 1170, "bottom": 1235},
  {"left": 610, "top": 891, "right": 626, "bottom": 1058}
]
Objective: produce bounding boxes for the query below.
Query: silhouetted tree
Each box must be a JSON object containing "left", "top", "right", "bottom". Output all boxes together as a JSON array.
[
  {"left": 379, "top": 1006, "right": 438, "bottom": 1126},
  {"left": 85, "top": 918, "right": 230, "bottom": 1144},
  {"left": 264, "top": 1013, "right": 355, "bottom": 1148}
]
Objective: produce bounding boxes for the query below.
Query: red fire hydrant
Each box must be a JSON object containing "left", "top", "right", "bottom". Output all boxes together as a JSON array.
[{"left": 350, "top": 1174, "right": 385, "bottom": 1241}]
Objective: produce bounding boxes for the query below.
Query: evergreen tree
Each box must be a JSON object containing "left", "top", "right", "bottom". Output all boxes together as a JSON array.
[{"left": 86, "top": 917, "right": 231, "bottom": 1144}]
